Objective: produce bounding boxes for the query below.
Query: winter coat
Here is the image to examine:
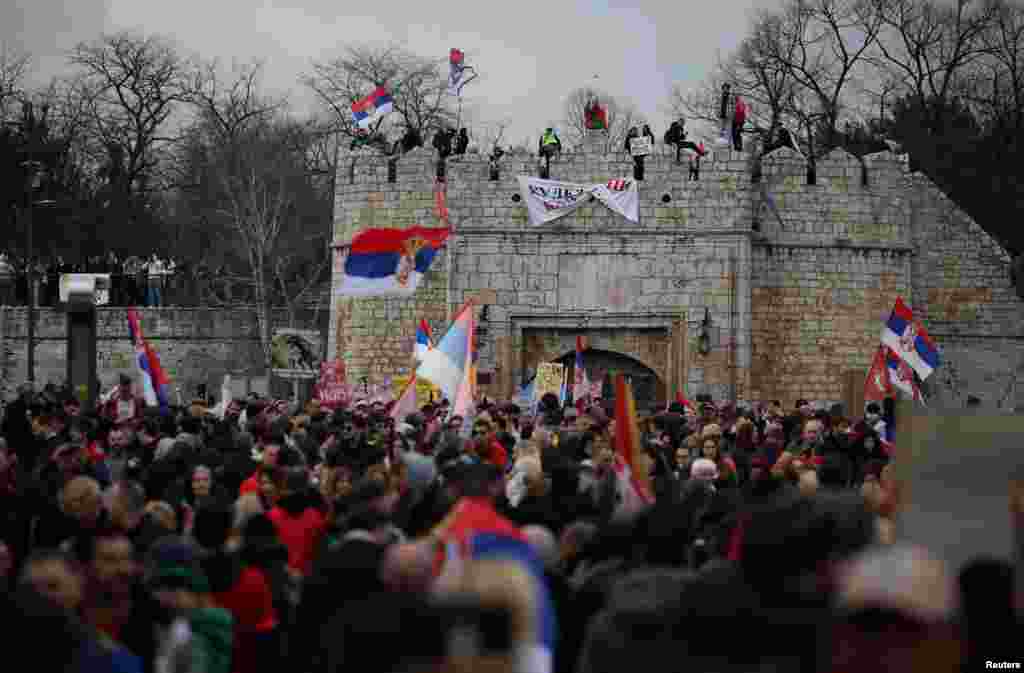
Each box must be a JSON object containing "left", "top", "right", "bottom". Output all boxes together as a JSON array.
[{"left": 267, "top": 493, "right": 327, "bottom": 576}]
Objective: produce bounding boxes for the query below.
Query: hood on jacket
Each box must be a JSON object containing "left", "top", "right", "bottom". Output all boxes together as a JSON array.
[{"left": 188, "top": 606, "right": 234, "bottom": 673}]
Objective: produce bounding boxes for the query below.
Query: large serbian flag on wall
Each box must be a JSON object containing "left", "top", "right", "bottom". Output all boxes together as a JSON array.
[{"left": 337, "top": 226, "right": 450, "bottom": 297}]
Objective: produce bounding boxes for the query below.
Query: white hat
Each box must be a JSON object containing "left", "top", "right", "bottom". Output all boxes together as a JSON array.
[{"left": 690, "top": 458, "right": 719, "bottom": 481}]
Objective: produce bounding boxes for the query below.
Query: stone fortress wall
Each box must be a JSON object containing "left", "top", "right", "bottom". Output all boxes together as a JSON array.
[{"left": 329, "top": 130, "right": 1023, "bottom": 412}]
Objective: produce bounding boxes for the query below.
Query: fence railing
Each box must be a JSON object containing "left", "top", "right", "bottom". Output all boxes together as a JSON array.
[{"left": 0, "top": 271, "right": 326, "bottom": 308}]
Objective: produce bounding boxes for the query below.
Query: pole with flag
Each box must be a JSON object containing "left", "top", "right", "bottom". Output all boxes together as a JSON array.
[
  {"left": 126, "top": 308, "right": 171, "bottom": 415},
  {"left": 614, "top": 373, "right": 654, "bottom": 508},
  {"left": 573, "top": 335, "right": 591, "bottom": 412},
  {"left": 448, "top": 48, "right": 478, "bottom": 132},
  {"left": 415, "top": 319, "right": 434, "bottom": 362},
  {"left": 416, "top": 299, "right": 476, "bottom": 420},
  {"left": 391, "top": 374, "right": 418, "bottom": 423}
]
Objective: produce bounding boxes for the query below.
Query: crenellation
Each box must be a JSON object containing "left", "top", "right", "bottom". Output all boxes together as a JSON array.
[{"left": 325, "top": 133, "right": 1023, "bottom": 409}]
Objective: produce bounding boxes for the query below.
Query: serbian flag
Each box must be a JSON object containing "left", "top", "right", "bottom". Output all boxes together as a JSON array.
[
  {"left": 126, "top": 308, "right": 170, "bottom": 413},
  {"left": 864, "top": 345, "right": 893, "bottom": 401},
  {"left": 432, "top": 497, "right": 557, "bottom": 673},
  {"left": 614, "top": 373, "right": 654, "bottom": 505},
  {"left": 390, "top": 375, "right": 417, "bottom": 422},
  {"left": 338, "top": 226, "right": 450, "bottom": 296},
  {"left": 880, "top": 297, "right": 940, "bottom": 380},
  {"left": 415, "top": 319, "right": 433, "bottom": 361},
  {"left": 417, "top": 301, "right": 475, "bottom": 418},
  {"left": 573, "top": 336, "right": 590, "bottom": 411},
  {"left": 351, "top": 84, "right": 393, "bottom": 128},
  {"left": 885, "top": 346, "right": 924, "bottom": 404},
  {"left": 448, "top": 48, "right": 470, "bottom": 96}
]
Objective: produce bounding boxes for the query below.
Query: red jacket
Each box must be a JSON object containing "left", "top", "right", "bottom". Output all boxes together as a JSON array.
[
  {"left": 213, "top": 566, "right": 278, "bottom": 673},
  {"left": 268, "top": 501, "right": 327, "bottom": 576}
]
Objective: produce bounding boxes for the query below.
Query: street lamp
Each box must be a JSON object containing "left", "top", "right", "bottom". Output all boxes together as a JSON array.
[{"left": 7, "top": 102, "right": 58, "bottom": 384}]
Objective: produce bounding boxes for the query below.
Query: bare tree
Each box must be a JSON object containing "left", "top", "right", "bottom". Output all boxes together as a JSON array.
[
  {"left": 69, "top": 32, "right": 195, "bottom": 196},
  {"left": 669, "top": 10, "right": 806, "bottom": 149},
  {"left": 760, "top": 0, "right": 883, "bottom": 149},
  {"left": 305, "top": 44, "right": 455, "bottom": 154},
  {"left": 561, "top": 86, "right": 644, "bottom": 152},
  {"left": 865, "top": 0, "right": 994, "bottom": 133},
  {"left": 183, "top": 62, "right": 330, "bottom": 365},
  {"left": 0, "top": 44, "right": 31, "bottom": 120},
  {"left": 973, "top": 0, "right": 1024, "bottom": 132}
]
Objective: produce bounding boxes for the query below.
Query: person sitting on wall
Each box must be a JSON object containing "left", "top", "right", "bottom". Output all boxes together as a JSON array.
[
  {"left": 391, "top": 125, "right": 423, "bottom": 157},
  {"left": 762, "top": 125, "right": 803, "bottom": 156},
  {"left": 538, "top": 127, "right": 561, "bottom": 179},
  {"left": 663, "top": 119, "right": 707, "bottom": 163}
]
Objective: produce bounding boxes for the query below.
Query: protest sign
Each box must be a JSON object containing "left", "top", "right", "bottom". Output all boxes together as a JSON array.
[
  {"left": 535, "top": 362, "right": 565, "bottom": 399},
  {"left": 314, "top": 360, "right": 348, "bottom": 409},
  {"left": 630, "top": 137, "right": 652, "bottom": 156},
  {"left": 517, "top": 176, "right": 639, "bottom": 225},
  {"left": 392, "top": 375, "right": 440, "bottom": 405}
]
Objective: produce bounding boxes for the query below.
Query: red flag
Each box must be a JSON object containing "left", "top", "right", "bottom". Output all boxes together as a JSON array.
[
  {"left": 864, "top": 345, "right": 893, "bottom": 401},
  {"left": 614, "top": 374, "right": 653, "bottom": 503}
]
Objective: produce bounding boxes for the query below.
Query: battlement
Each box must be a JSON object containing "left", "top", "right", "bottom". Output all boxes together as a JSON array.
[
  {"left": 333, "top": 139, "right": 912, "bottom": 249},
  {"left": 330, "top": 128, "right": 1020, "bottom": 411}
]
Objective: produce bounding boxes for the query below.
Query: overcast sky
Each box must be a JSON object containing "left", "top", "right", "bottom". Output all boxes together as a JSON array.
[{"left": 4, "top": 0, "right": 781, "bottom": 144}]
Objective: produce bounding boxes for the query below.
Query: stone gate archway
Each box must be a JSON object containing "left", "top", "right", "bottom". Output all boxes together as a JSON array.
[
  {"left": 518, "top": 326, "right": 671, "bottom": 413},
  {"left": 551, "top": 348, "right": 665, "bottom": 413}
]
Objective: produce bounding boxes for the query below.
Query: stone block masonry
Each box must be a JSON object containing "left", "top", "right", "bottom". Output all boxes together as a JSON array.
[
  {"left": 331, "top": 133, "right": 1022, "bottom": 411},
  {"left": 0, "top": 307, "right": 326, "bottom": 402}
]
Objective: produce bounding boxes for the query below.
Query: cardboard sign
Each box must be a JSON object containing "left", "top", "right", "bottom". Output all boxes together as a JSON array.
[
  {"left": 534, "top": 362, "right": 565, "bottom": 400},
  {"left": 392, "top": 375, "right": 440, "bottom": 405},
  {"left": 630, "top": 137, "right": 652, "bottom": 157},
  {"left": 314, "top": 360, "right": 348, "bottom": 409}
]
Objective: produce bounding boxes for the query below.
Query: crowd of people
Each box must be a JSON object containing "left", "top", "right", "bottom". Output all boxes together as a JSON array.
[
  {"left": 0, "top": 373, "right": 1018, "bottom": 673},
  {"left": 0, "top": 252, "right": 261, "bottom": 308}
]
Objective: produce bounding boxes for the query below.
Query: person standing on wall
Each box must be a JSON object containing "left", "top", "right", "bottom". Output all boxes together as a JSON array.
[
  {"left": 624, "top": 126, "right": 650, "bottom": 181},
  {"left": 432, "top": 127, "right": 454, "bottom": 179},
  {"left": 146, "top": 254, "right": 164, "bottom": 307},
  {"left": 732, "top": 96, "right": 747, "bottom": 151},
  {"left": 538, "top": 127, "right": 561, "bottom": 179}
]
